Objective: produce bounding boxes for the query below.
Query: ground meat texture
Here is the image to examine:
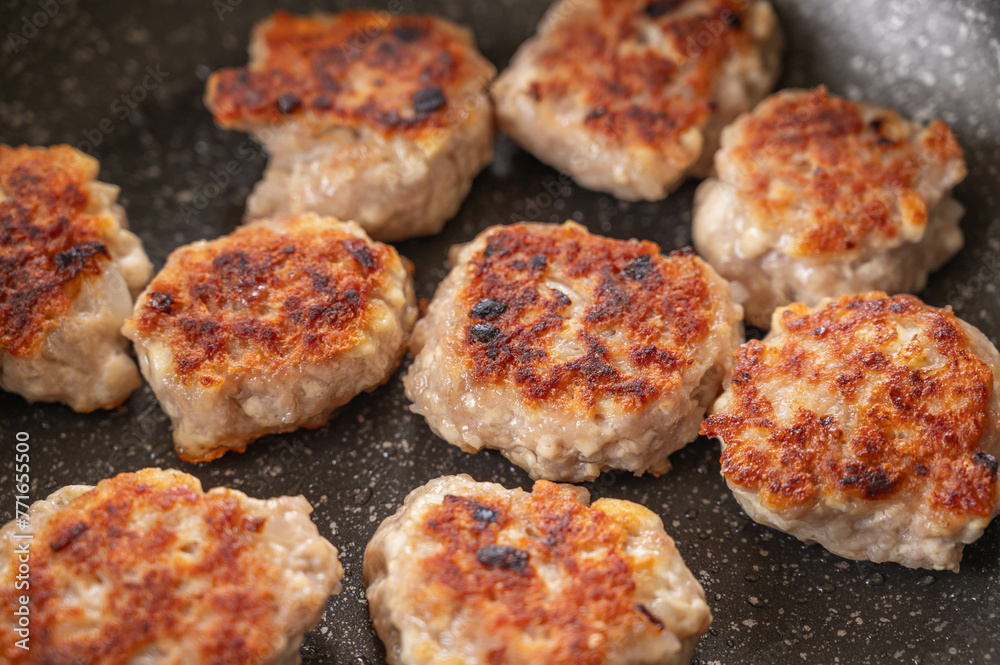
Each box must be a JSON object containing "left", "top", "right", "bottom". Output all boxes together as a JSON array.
[
  {"left": 205, "top": 11, "right": 496, "bottom": 241},
  {"left": 0, "top": 144, "right": 152, "bottom": 412},
  {"left": 404, "top": 221, "right": 743, "bottom": 482},
  {"left": 693, "top": 87, "right": 967, "bottom": 327},
  {"left": 702, "top": 292, "right": 1000, "bottom": 571},
  {"left": 122, "top": 213, "right": 417, "bottom": 463},
  {"left": 0, "top": 468, "right": 343, "bottom": 665},
  {"left": 491, "top": 0, "right": 782, "bottom": 201},
  {"left": 364, "top": 474, "right": 711, "bottom": 665}
]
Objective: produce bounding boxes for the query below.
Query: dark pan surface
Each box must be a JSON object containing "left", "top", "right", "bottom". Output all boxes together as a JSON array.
[{"left": 1, "top": 1, "right": 999, "bottom": 663}]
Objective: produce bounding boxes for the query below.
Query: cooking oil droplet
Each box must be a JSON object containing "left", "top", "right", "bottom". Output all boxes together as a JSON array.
[
  {"left": 917, "top": 575, "right": 935, "bottom": 587},
  {"left": 684, "top": 508, "right": 699, "bottom": 520},
  {"left": 354, "top": 487, "right": 372, "bottom": 505},
  {"left": 865, "top": 572, "right": 885, "bottom": 587},
  {"left": 744, "top": 573, "right": 760, "bottom": 583},
  {"left": 747, "top": 595, "right": 764, "bottom": 607},
  {"left": 817, "top": 583, "right": 837, "bottom": 594}
]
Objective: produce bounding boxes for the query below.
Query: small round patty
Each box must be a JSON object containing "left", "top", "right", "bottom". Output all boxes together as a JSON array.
[
  {"left": 701, "top": 292, "right": 1000, "bottom": 570},
  {"left": 0, "top": 468, "right": 343, "bottom": 665},
  {"left": 0, "top": 144, "right": 152, "bottom": 411},
  {"left": 693, "top": 87, "right": 967, "bottom": 327},
  {"left": 123, "top": 213, "right": 417, "bottom": 462},
  {"left": 205, "top": 11, "right": 496, "bottom": 241},
  {"left": 405, "top": 221, "right": 743, "bottom": 481},
  {"left": 364, "top": 474, "right": 711, "bottom": 665},
  {"left": 491, "top": 0, "right": 782, "bottom": 200}
]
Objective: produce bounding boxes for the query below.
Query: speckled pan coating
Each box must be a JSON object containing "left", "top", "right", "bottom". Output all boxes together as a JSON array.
[{"left": 1, "top": 0, "right": 998, "bottom": 663}]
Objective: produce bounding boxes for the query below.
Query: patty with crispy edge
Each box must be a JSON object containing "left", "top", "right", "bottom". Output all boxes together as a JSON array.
[
  {"left": 701, "top": 292, "right": 1000, "bottom": 570},
  {"left": 205, "top": 11, "right": 496, "bottom": 241},
  {"left": 404, "top": 221, "right": 742, "bottom": 482},
  {"left": 364, "top": 474, "right": 711, "bottom": 665},
  {"left": 491, "top": 0, "right": 782, "bottom": 201},
  {"left": 693, "top": 87, "right": 967, "bottom": 327},
  {"left": 123, "top": 213, "right": 417, "bottom": 462},
  {"left": 0, "top": 468, "right": 343, "bottom": 665},
  {"left": 0, "top": 144, "right": 152, "bottom": 411}
]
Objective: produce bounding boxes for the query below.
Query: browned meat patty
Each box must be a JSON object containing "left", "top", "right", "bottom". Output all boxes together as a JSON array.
[
  {"left": 0, "top": 144, "right": 152, "bottom": 411},
  {"left": 492, "top": 0, "right": 782, "bottom": 201},
  {"left": 693, "top": 87, "right": 967, "bottom": 327},
  {"left": 364, "top": 475, "right": 711, "bottom": 665},
  {"left": 405, "top": 221, "right": 742, "bottom": 481},
  {"left": 0, "top": 468, "right": 343, "bottom": 665},
  {"left": 702, "top": 293, "right": 1000, "bottom": 570},
  {"left": 205, "top": 11, "right": 496, "bottom": 241},
  {"left": 123, "top": 214, "right": 417, "bottom": 462}
]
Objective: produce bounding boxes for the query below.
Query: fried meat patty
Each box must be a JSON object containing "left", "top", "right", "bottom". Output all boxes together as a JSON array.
[
  {"left": 693, "top": 87, "right": 968, "bottom": 327},
  {"left": 364, "top": 475, "right": 711, "bottom": 665},
  {"left": 491, "top": 0, "right": 782, "bottom": 201},
  {"left": 0, "top": 145, "right": 152, "bottom": 411},
  {"left": 205, "top": 11, "right": 496, "bottom": 241},
  {"left": 404, "top": 221, "right": 742, "bottom": 481},
  {"left": 0, "top": 468, "right": 343, "bottom": 665},
  {"left": 701, "top": 293, "right": 1000, "bottom": 570},
  {"left": 123, "top": 214, "right": 417, "bottom": 462}
]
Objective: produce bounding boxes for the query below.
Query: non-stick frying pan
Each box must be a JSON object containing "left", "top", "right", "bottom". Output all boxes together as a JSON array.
[{"left": 1, "top": 0, "right": 998, "bottom": 662}]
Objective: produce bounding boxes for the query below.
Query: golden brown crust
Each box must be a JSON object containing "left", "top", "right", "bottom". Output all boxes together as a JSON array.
[
  {"left": 419, "top": 481, "right": 663, "bottom": 665},
  {"left": 205, "top": 11, "right": 495, "bottom": 138},
  {"left": 702, "top": 293, "right": 997, "bottom": 515},
  {"left": 0, "top": 145, "right": 115, "bottom": 356},
  {"left": 725, "top": 87, "right": 966, "bottom": 256},
  {"left": 0, "top": 469, "right": 280, "bottom": 665},
  {"left": 126, "top": 216, "right": 396, "bottom": 387},
  {"left": 458, "top": 223, "right": 715, "bottom": 411},
  {"left": 518, "top": 0, "right": 756, "bottom": 149}
]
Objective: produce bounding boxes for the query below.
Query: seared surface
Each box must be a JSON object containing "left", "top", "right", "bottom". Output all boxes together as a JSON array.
[
  {"left": 492, "top": 0, "right": 782, "bottom": 200},
  {"left": 405, "top": 222, "right": 742, "bottom": 481},
  {"left": 703, "top": 293, "right": 1000, "bottom": 569},
  {"left": 693, "top": 87, "right": 967, "bottom": 327},
  {"left": 0, "top": 145, "right": 151, "bottom": 411},
  {"left": 129, "top": 215, "right": 396, "bottom": 383},
  {"left": 458, "top": 224, "right": 718, "bottom": 409},
  {"left": 207, "top": 11, "right": 493, "bottom": 138},
  {"left": 205, "top": 11, "right": 496, "bottom": 241},
  {"left": 1, "top": 146, "right": 125, "bottom": 355},
  {"left": 0, "top": 468, "right": 343, "bottom": 665},
  {"left": 716, "top": 87, "right": 965, "bottom": 256},
  {"left": 364, "top": 475, "right": 711, "bottom": 665},
  {"left": 124, "top": 214, "right": 417, "bottom": 462}
]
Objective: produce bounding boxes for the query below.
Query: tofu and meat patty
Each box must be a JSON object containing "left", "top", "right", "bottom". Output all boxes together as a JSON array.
[
  {"left": 405, "top": 221, "right": 742, "bottom": 482},
  {"left": 693, "top": 87, "right": 968, "bottom": 327},
  {"left": 123, "top": 213, "right": 417, "bottom": 463},
  {"left": 0, "top": 468, "right": 343, "bottom": 665},
  {"left": 205, "top": 11, "right": 496, "bottom": 241},
  {"left": 364, "top": 474, "right": 711, "bottom": 665},
  {"left": 701, "top": 293, "right": 1000, "bottom": 571},
  {"left": 0, "top": 145, "right": 152, "bottom": 412},
  {"left": 492, "top": 0, "right": 783, "bottom": 201}
]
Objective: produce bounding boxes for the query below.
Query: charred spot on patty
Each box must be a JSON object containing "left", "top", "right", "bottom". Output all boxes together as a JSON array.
[
  {"left": 476, "top": 544, "right": 529, "bottom": 572},
  {"left": 456, "top": 224, "right": 715, "bottom": 411}
]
